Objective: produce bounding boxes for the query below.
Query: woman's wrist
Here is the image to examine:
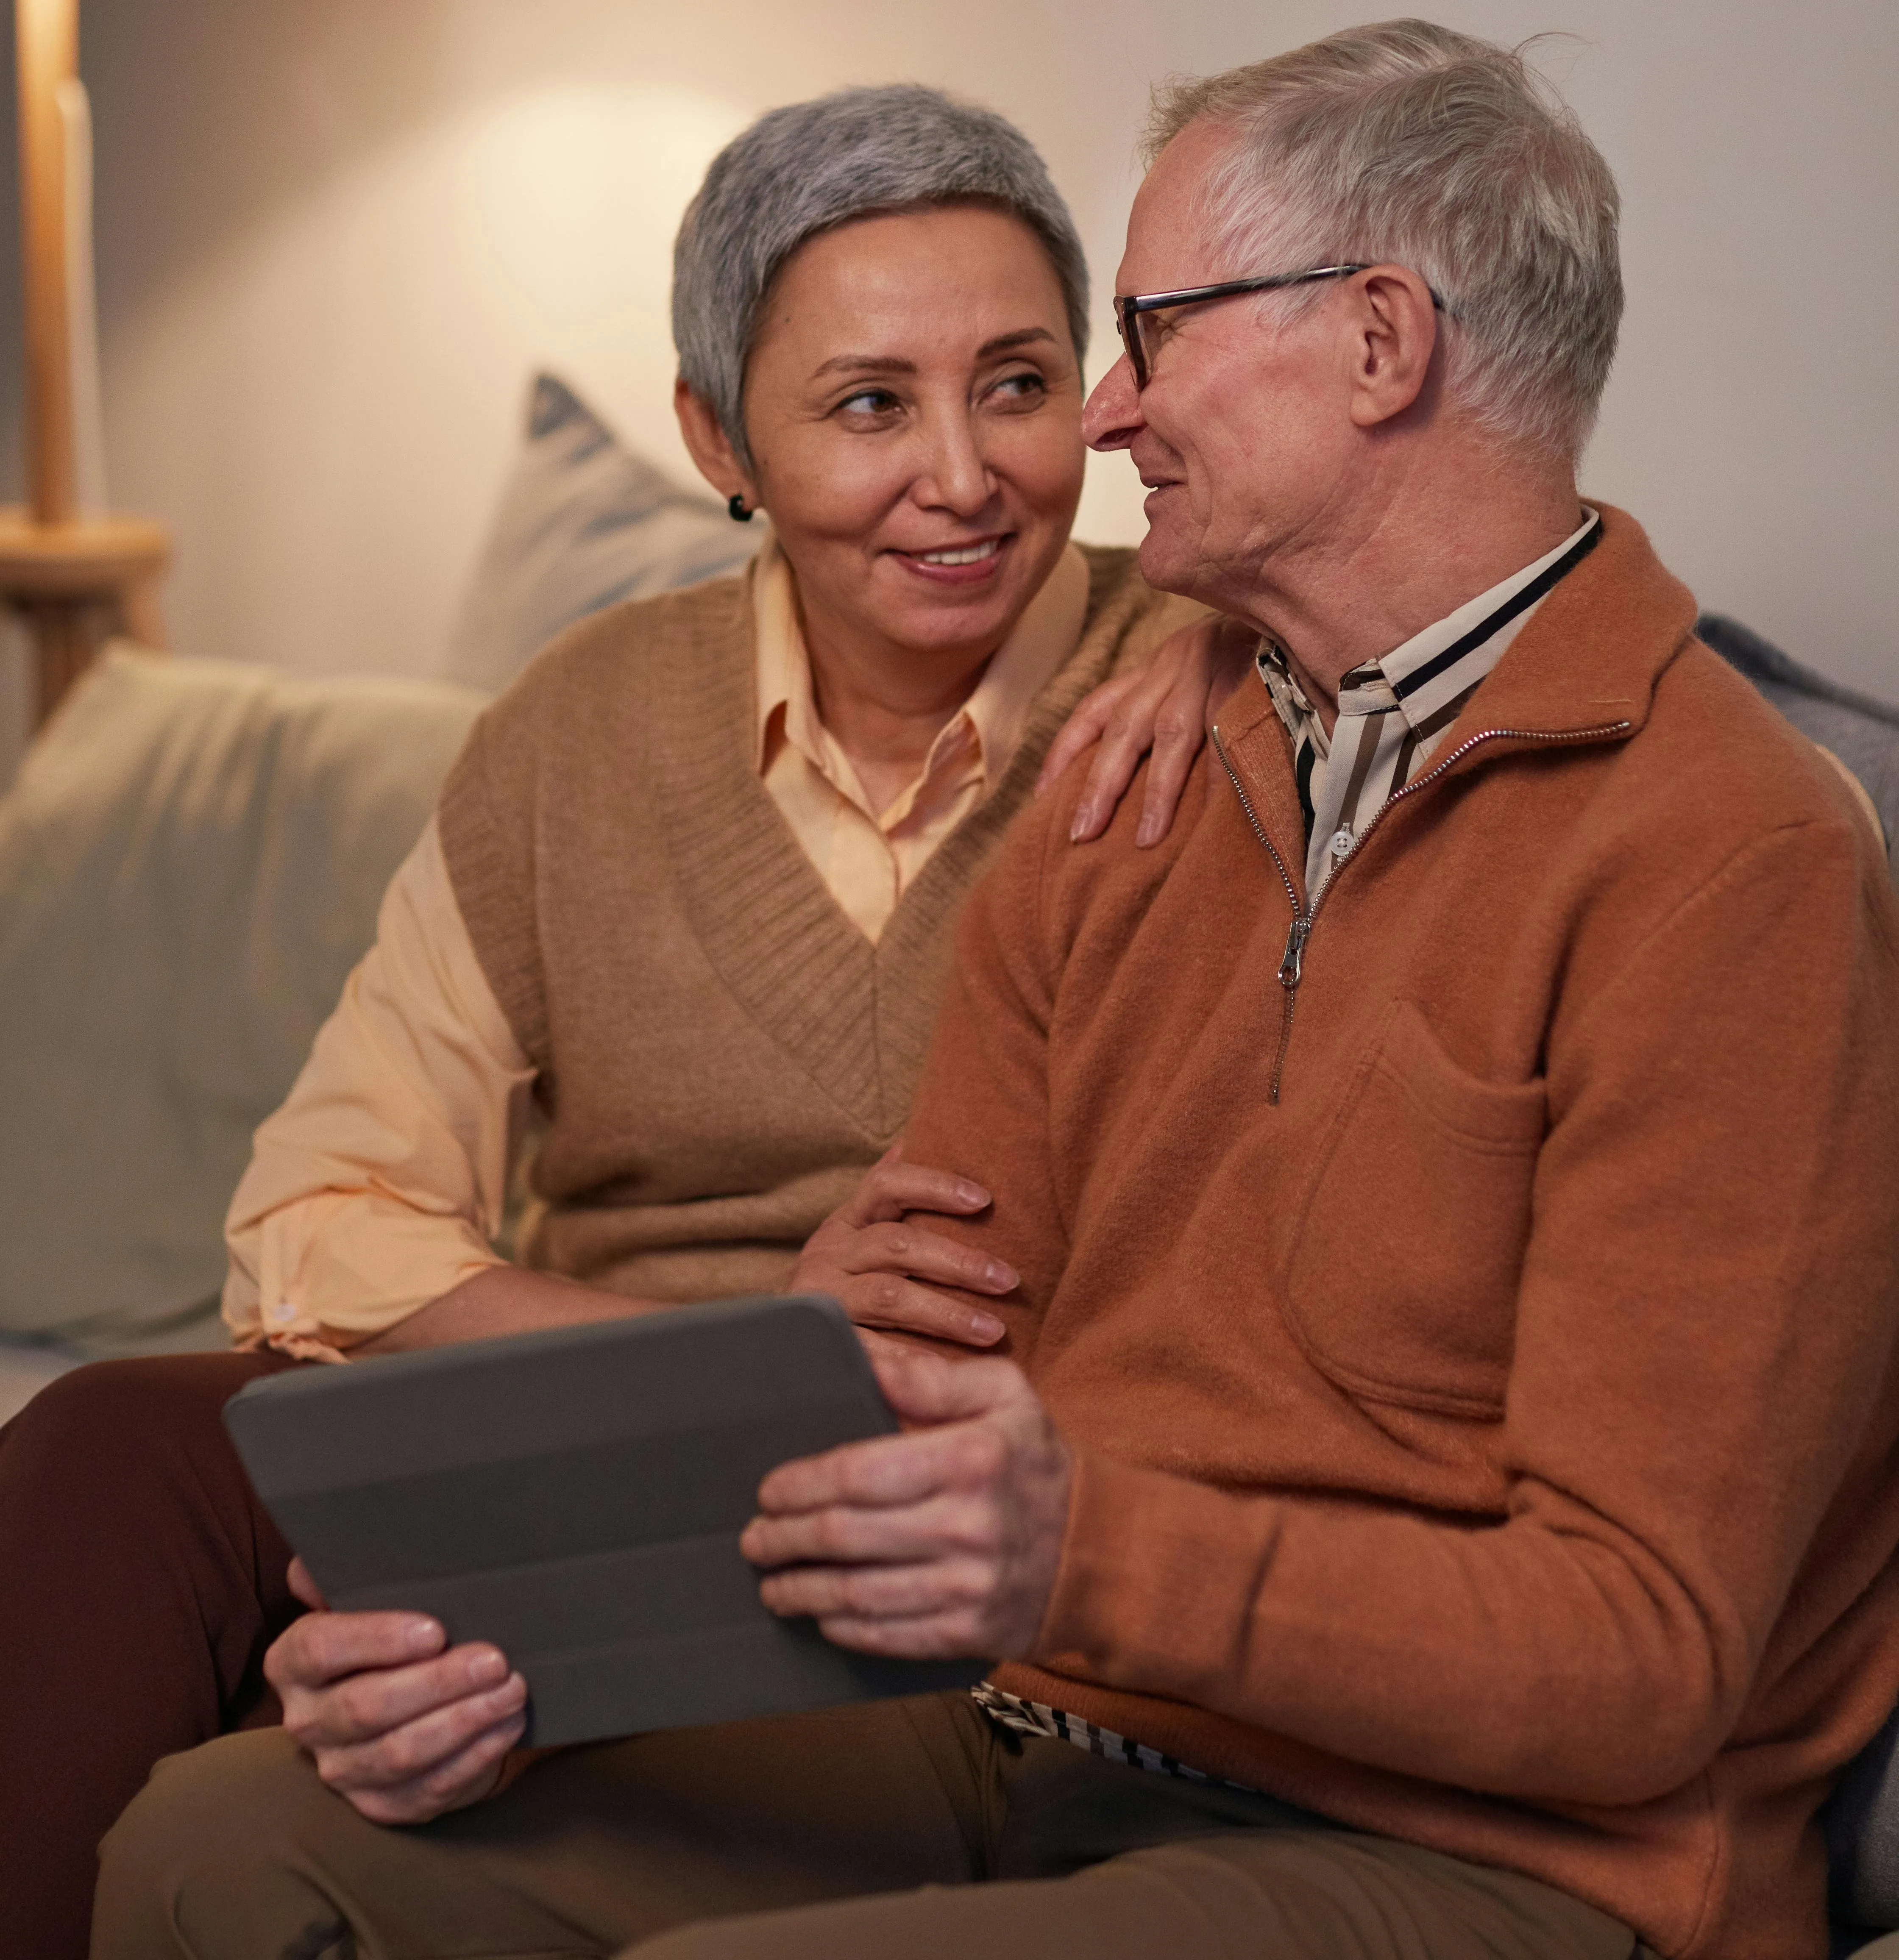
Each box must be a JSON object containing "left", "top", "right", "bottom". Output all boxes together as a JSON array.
[{"left": 355, "top": 1268, "right": 658, "bottom": 1355}]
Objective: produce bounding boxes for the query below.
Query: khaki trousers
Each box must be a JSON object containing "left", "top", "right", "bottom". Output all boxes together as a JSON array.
[{"left": 93, "top": 1690, "right": 1648, "bottom": 1960}]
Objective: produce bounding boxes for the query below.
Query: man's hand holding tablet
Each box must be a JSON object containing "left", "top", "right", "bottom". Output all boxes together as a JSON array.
[{"left": 744, "top": 1345, "right": 1072, "bottom": 1664}]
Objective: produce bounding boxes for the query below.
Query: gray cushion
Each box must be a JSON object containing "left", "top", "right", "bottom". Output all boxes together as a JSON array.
[
  {"left": 1838, "top": 1934, "right": 1899, "bottom": 1960},
  {"left": 1831, "top": 1706, "right": 1899, "bottom": 1931},
  {"left": 1715, "top": 622, "right": 1899, "bottom": 1938},
  {"left": 439, "top": 373, "right": 762, "bottom": 696},
  {"left": 0, "top": 382, "right": 763, "bottom": 1353},
  {"left": 0, "top": 648, "right": 484, "bottom": 1347},
  {"left": 1698, "top": 613, "right": 1899, "bottom": 878}
]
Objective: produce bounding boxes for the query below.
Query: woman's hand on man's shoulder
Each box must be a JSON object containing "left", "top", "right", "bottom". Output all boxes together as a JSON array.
[
  {"left": 1036, "top": 614, "right": 1259, "bottom": 846},
  {"left": 790, "top": 1143, "right": 1017, "bottom": 1352}
]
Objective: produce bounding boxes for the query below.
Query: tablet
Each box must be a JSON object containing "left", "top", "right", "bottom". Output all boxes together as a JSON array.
[{"left": 223, "top": 1294, "right": 988, "bottom": 1746}]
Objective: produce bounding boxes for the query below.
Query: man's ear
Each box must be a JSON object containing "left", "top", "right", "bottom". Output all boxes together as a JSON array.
[
  {"left": 1343, "top": 267, "right": 1440, "bottom": 431},
  {"left": 674, "top": 378, "right": 761, "bottom": 509}
]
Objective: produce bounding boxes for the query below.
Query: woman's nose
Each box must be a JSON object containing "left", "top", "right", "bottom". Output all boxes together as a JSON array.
[
  {"left": 914, "top": 411, "right": 995, "bottom": 516},
  {"left": 1083, "top": 354, "right": 1143, "bottom": 452}
]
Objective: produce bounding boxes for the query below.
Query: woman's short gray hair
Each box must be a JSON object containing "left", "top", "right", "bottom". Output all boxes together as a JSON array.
[
  {"left": 673, "top": 85, "right": 1089, "bottom": 465},
  {"left": 1147, "top": 20, "right": 1622, "bottom": 461}
]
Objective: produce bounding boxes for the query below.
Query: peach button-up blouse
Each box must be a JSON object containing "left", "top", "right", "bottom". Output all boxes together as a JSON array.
[{"left": 222, "top": 542, "right": 1090, "bottom": 1359}]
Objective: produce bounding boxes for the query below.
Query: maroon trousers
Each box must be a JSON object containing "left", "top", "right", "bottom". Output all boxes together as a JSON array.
[{"left": 0, "top": 1351, "right": 300, "bottom": 1960}]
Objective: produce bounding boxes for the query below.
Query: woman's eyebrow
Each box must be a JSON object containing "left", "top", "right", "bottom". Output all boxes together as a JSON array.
[
  {"left": 976, "top": 328, "right": 1057, "bottom": 357},
  {"left": 807, "top": 327, "right": 1057, "bottom": 383},
  {"left": 809, "top": 354, "right": 916, "bottom": 381}
]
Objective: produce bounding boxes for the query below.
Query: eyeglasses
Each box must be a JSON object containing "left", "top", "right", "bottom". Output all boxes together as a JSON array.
[{"left": 1112, "top": 263, "right": 1445, "bottom": 389}]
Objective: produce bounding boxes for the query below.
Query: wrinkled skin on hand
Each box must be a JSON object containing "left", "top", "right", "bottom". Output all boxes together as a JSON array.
[
  {"left": 266, "top": 1560, "right": 528, "bottom": 1825},
  {"left": 1038, "top": 612, "right": 1259, "bottom": 844},
  {"left": 788, "top": 1143, "right": 1019, "bottom": 1355},
  {"left": 743, "top": 1343, "right": 1073, "bottom": 1663}
]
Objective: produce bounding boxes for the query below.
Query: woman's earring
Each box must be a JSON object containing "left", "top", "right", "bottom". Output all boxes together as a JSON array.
[{"left": 727, "top": 493, "right": 753, "bottom": 524}]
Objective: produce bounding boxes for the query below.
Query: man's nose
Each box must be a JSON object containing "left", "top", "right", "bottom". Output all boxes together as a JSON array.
[{"left": 1083, "top": 353, "right": 1143, "bottom": 452}]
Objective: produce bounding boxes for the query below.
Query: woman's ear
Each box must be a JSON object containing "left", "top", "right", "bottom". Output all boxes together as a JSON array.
[{"left": 674, "top": 379, "right": 761, "bottom": 511}]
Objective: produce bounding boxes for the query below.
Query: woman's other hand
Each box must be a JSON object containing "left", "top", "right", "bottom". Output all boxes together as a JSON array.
[
  {"left": 1037, "top": 613, "right": 1259, "bottom": 846},
  {"left": 791, "top": 1144, "right": 1016, "bottom": 1351},
  {"left": 266, "top": 1560, "right": 528, "bottom": 1825}
]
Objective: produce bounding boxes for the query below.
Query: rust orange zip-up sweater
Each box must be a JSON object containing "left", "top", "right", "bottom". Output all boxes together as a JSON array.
[{"left": 901, "top": 507, "right": 1899, "bottom": 1960}]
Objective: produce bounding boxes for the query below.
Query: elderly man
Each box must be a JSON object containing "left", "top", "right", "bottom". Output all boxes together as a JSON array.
[{"left": 95, "top": 21, "right": 1899, "bottom": 1960}]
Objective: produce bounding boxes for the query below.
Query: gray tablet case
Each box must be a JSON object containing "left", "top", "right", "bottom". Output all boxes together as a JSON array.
[{"left": 223, "top": 1294, "right": 988, "bottom": 1746}]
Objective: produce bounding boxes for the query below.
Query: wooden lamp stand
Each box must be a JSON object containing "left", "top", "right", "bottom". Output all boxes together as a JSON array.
[{"left": 3, "top": 0, "right": 169, "bottom": 729}]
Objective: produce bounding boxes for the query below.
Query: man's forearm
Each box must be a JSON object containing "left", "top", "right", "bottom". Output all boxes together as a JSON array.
[{"left": 354, "top": 1266, "right": 659, "bottom": 1355}]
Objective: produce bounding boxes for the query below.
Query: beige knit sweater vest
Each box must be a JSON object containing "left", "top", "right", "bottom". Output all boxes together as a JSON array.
[{"left": 438, "top": 546, "right": 1187, "bottom": 1304}]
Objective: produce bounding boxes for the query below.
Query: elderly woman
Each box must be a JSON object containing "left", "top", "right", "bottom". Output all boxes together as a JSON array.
[{"left": 0, "top": 85, "right": 1235, "bottom": 1960}]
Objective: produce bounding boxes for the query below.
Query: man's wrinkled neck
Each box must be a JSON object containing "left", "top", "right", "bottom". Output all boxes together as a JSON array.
[{"left": 1200, "top": 439, "right": 1584, "bottom": 730}]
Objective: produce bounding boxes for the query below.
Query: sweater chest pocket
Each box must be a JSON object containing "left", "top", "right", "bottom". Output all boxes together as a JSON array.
[{"left": 1281, "top": 1001, "right": 1546, "bottom": 1418}]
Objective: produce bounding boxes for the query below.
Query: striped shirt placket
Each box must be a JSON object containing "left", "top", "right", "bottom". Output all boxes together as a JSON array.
[
  {"left": 1262, "top": 509, "right": 1604, "bottom": 906},
  {"left": 970, "top": 1682, "right": 1253, "bottom": 1791}
]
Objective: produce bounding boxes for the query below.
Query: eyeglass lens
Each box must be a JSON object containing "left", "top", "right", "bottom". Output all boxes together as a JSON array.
[{"left": 1116, "top": 304, "right": 1166, "bottom": 386}]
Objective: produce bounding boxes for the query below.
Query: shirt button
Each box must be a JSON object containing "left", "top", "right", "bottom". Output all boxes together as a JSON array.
[
  {"left": 273, "top": 1301, "right": 295, "bottom": 1323},
  {"left": 1328, "top": 827, "right": 1353, "bottom": 859}
]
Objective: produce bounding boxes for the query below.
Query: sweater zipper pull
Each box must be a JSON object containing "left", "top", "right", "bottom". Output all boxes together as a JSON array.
[{"left": 1267, "top": 913, "right": 1309, "bottom": 1107}]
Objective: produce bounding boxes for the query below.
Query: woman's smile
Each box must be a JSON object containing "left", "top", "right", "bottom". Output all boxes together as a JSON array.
[{"left": 889, "top": 533, "right": 1014, "bottom": 585}]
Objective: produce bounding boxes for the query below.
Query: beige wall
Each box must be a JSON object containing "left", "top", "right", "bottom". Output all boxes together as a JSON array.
[{"left": 0, "top": 0, "right": 1894, "bottom": 748}]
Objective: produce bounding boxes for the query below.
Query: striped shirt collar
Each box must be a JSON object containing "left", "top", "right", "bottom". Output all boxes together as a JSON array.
[{"left": 1259, "top": 507, "right": 1602, "bottom": 899}]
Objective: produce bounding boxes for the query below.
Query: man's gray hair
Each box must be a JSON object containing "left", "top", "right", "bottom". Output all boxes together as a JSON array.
[
  {"left": 674, "top": 85, "right": 1089, "bottom": 464},
  {"left": 1147, "top": 20, "right": 1621, "bottom": 460}
]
